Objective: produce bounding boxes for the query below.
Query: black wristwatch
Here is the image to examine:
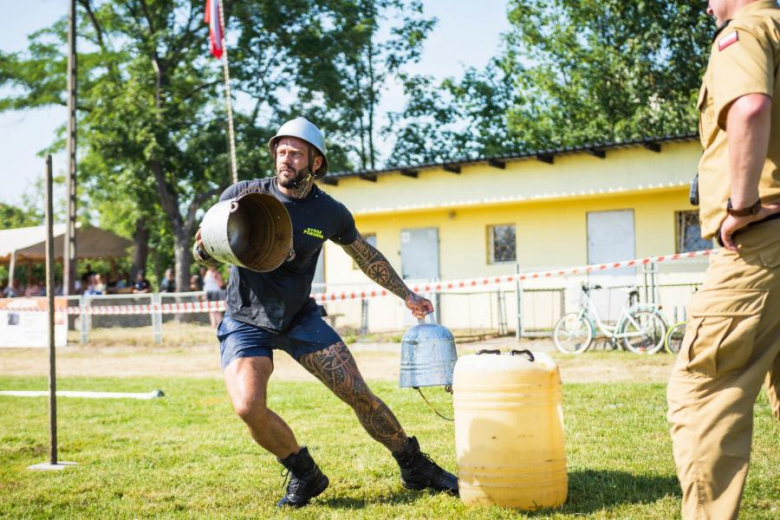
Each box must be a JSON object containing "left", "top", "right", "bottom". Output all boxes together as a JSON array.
[{"left": 727, "top": 198, "right": 761, "bottom": 217}]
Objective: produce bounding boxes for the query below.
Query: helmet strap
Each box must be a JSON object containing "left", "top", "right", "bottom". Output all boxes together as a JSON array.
[{"left": 289, "top": 171, "right": 315, "bottom": 199}]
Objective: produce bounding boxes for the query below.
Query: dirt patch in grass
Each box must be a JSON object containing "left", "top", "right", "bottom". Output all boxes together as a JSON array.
[{"left": 0, "top": 337, "right": 676, "bottom": 384}]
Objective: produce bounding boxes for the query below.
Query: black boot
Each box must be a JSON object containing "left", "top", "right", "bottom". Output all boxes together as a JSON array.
[
  {"left": 392, "top": 436, "right": 459, "bottom": 496},
  {"left": 276, "top": 447, "right": 329, "bottom": 508}
]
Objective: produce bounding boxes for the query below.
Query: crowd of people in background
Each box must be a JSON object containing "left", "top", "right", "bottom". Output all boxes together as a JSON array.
[
  {"left": 0, "top": 264, "right": 226, "bottom": 328},
  {"left": 0, "top": 264, "right": 227, "bottom": 326}
]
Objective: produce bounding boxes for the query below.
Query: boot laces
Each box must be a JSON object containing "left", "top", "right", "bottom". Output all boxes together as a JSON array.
[
  {"left": 280, "top": 467, "right": 301, "bottom": 494},
  {"left": 410, "top": 449, "right": 442, "bottom": 478}
]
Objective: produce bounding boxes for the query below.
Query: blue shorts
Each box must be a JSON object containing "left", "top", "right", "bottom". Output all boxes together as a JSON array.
[{"left": 217, "top": 313, "right": 342, "bottom": 370}]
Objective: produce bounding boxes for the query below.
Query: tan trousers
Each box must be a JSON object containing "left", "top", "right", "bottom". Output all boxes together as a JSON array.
[{"left": 668, "top": 219, "right": 780, "bottom": 520}]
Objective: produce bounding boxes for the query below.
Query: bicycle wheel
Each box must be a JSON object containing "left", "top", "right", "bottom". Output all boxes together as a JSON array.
[
  {"left": 553, "top": 312, "right": 594, "bottom": 354},
  {"left": 619, "top": 309, "right": 667, "bottom": 354},
  {"left": 665, "top": 321, "right": 687, "bottom": 354}
]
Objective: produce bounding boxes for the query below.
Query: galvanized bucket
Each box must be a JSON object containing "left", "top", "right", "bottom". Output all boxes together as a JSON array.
[
  {"left": 198, "top": 188, "right": 293, "bottom": 272},
  {"left": 400, "top": 315, "right": 458, "bottom": 388}
]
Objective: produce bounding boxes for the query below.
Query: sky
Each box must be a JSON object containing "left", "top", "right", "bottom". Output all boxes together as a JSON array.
[{"left": 0, "top": 0, "right": 511, "bottom": 208}]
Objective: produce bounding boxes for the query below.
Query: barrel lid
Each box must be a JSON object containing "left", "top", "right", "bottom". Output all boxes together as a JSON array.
[{"left": 454, "top": 350, "right": 558, "bottom": 374}]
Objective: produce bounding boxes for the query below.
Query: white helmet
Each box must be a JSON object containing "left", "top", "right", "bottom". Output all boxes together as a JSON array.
[{"left": 268, "top": 117, "right": 329, "bottom": 178}]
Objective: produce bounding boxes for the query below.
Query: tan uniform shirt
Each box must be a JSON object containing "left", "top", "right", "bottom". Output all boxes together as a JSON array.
[{"left": 698, "top": 0, "right": 780, "bottom": 239}]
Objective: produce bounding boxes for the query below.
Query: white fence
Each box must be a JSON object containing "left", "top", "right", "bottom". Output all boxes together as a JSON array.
[{"left": 4, "top": 254, "right": 710, "bottom": 346}]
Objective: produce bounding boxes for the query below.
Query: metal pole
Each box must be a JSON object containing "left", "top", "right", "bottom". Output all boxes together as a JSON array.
[
  {"left": 45, "top": 155, "right": 58, "bottom": 465},
  {"left": 28, "top": 158, "right": 75, "bottom": 472},
  {"left": 79, "top": 295, "right": 89, "bottom": 345},
  {"left": 515, "top": 264, "right": 522, "bottom": 340},
  {"left": 153, "top": 293, "right": 162, "bottom": 344},
  {"left": 8, "top": 250, "right": 16, "bottom": 296},
  {"left": 651, "top": 261, "right": 659, "bottom": 305},
  {"left": 360, "top": 298, "right": 369, "bottom": 335},
  {"left": 64, "top": 0, "right": 78, "bottom": 295},
  {"left": 217, "top": 0, "right": 238, "bottom": 184}
]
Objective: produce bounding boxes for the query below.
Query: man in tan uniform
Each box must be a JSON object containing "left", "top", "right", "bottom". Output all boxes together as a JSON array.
[{"left": 668, "top": 1, "right": 780, "bottom": 518}]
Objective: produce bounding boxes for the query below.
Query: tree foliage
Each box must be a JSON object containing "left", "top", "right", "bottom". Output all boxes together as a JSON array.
[
  {"left": 0, "top": 202, "right": 39, "bottom": 229},
  {"left": 0, "top": 0, "right": 433, "bottom": 289},
  {"left": 505, "top": 0, "right": 711, "bottom": 146},
  {"left": 389, "top": 0, "right": 712, "bottom": 163},
  {"left": 386, "top": 58, "right": 524, "bottom": 165}
]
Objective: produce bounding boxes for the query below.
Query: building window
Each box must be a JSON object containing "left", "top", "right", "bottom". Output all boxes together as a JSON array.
[
  {"left": 352, "top": 233, "right": 377, "bottom": 269},
  {"left": 488, "top": 224, "right": 516, "bottom": 264},
  {"left": 676, "top": 211, "right": 712, "bottom": 253}
]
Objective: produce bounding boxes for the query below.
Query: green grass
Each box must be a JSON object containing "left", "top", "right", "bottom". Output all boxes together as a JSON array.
[{"left": 1, "top": 377, "right": 778, "bottom": 519}]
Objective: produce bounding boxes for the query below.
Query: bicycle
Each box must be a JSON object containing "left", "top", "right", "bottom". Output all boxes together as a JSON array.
[
  {"left": 553, "top": 283, "right": 668, "bottom": 355},
  {"left": 664, "top": 321, "right": 688, "bottom": 354}
]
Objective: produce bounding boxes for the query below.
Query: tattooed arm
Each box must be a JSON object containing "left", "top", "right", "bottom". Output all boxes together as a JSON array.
[{"left": 342, "top": 234, "right": 433, "bottom": 319}]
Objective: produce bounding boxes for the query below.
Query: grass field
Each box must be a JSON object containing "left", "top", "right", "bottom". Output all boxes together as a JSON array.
[{"left": 1, "top": 373, "right": 778, "bottom": 519}]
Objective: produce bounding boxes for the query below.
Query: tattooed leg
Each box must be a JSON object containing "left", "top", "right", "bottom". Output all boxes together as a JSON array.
[{"left": 299, "top": 342, "right": 408, "bottom": 453}]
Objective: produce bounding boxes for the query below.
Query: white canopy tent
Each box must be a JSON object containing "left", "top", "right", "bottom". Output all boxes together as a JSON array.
[{"left": 0, "top": 223, "right": 133, "bottom": 289}]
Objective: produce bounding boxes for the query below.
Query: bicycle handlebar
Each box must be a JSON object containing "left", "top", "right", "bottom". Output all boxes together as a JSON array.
[{"left": 581, "top": 283, "right": 640, "bottom": 295}]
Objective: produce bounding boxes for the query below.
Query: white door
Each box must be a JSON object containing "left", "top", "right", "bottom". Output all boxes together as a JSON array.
[
  {"left": 587, "top": 210, "right": 635, "bottom": 276},
  {"left": 400, "top": 228, "right": 440, "bottom": 280},
  {"left": 587, "top": 210, "right": 635, "bottom": 321},
  {"left": 400, "top": 228, "right": 440, "bottom": 324},
  {"left": 312, "top": 251, "right": 325, "bottom": 293}
]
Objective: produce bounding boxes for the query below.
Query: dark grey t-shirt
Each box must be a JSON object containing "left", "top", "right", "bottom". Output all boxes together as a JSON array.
[{"left": 220, "top": 177, "right": 359, "bottom": 332}]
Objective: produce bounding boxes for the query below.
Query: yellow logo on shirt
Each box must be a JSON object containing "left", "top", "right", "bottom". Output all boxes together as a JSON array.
[{"left": 303, "top": 227, "right": 324, "bottom": 240}]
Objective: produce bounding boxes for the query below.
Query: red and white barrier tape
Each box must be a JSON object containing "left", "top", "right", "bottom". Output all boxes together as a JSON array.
[
  {"left": 313, "top": 248, "right": 715, "bottom": 303},
  {"left": 4, "top": 300, "right": 227, "bottom": 315},
  {"left": 5, "top": 249, "right": 715, "bottom": 314}
]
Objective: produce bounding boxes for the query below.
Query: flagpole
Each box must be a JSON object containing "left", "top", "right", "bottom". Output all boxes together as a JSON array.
[{"left": 217, "top": 0, "right": 238, "bottom": 185}]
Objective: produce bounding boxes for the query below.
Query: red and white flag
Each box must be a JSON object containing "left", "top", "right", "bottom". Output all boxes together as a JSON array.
[
  {"left": 205, "top": 0, "right": 223, "bottom": 59},
  {"left": 718, "top": 31, "right": 739, "bottom": 52}
]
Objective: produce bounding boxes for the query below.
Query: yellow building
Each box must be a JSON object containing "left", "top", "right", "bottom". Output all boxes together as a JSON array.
[{"left": 314, "top": 135, "right": 708, "bottom": 333}]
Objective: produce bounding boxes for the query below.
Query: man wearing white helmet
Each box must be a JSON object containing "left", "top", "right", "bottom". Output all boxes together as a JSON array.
[{"left": 196, "top": 117, "right": 457, "bottom": 508}]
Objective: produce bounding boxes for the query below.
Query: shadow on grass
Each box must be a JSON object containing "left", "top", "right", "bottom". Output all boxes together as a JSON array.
[
  {"left": 528, "top": 469, "right": 681, "bottom": 516},
  {"left": 321, "top": 470, "right": 680, "bottom": 513},
  {"left": 322, "top": 488, "right": 450, "bottom": 509}
]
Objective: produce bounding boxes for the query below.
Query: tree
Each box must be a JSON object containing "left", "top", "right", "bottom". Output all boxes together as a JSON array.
[
  {"left": 329, "top": 0, "right": 435, "bottom": 170},
  {"left": 2, "top": 0, "right": 433, "bottom": 290},
  {"left": 229, "top": 0, "right": 435, "bottom": 172},
  {"left": 388, "top": 0, "right": 712, "bottom": 162},
  {"left": 1, "top": 0, "right": 224, "bottom": 290},
  {"left": 0, "top": 202, "right": 39, "bottom": 229},
  {"left": 504, "top": 0, "right": 711, "bottom": 146},
  {"left": 386, "top": 58, "right": 524, "bottom": 165}
]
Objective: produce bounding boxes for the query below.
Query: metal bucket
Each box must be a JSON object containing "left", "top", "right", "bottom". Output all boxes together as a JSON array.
[
  {"left": 198, "top": 188, "right": 293, "bottom": 272},
  {"left": 399, "top": 315, "right": 458, "bottom": 388}
]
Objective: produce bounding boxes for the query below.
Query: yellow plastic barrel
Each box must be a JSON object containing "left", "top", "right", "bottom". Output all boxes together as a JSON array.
[{"left": 453, "top": 349, "right": 567, "bottom": 510}]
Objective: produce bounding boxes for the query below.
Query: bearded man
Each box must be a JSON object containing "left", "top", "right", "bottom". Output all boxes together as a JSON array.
[{"left": 195, "top": 117, "right": 457, "bottom": 508}]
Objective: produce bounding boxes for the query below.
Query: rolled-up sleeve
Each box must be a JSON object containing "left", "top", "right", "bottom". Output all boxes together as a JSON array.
[{"left": 710, "top": 23, "right": 774, "bottom": 129}]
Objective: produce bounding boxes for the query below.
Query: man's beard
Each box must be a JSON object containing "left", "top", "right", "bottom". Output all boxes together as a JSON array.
[{"left": 277, "top": 164, "right": 314, "bottom": 189}]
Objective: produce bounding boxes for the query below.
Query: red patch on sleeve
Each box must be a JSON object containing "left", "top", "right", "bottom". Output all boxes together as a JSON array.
[{"left": 718, "top": 31, "right": 739, "bottom": 51}]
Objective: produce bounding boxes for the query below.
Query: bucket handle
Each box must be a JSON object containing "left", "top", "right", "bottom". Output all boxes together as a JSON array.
[
  {"left": 510, "top": 349, "right": 535, "bottom": 362},
  {"left": 414, "top": 387, "right": 454, "bottom": 422},
  {"left": 417, "top": 312, "right": 437, "bottom": 326},
  {"left": 476, "top": 349, "right": 501, "bottom": 355}
]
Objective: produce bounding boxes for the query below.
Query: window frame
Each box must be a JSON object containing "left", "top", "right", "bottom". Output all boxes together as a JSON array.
[
  {"left": 675, "top": 210, "right": 713, "bottom": 253},
  {"left": 487, "top": 223, "right": 517, "bottom": 265}
]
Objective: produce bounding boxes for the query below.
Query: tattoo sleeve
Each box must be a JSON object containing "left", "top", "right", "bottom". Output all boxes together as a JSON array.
[
  {"left": 299, "top": 342, "right": 407, "bottom": 452},
  {"left": 342, "top": 234, "right": 411, "bottom": 300}
]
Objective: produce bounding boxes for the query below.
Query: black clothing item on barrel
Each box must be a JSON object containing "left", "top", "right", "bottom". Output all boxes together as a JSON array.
[{"left": 220, "top": 178, "right": 358, "bottom": 332}]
